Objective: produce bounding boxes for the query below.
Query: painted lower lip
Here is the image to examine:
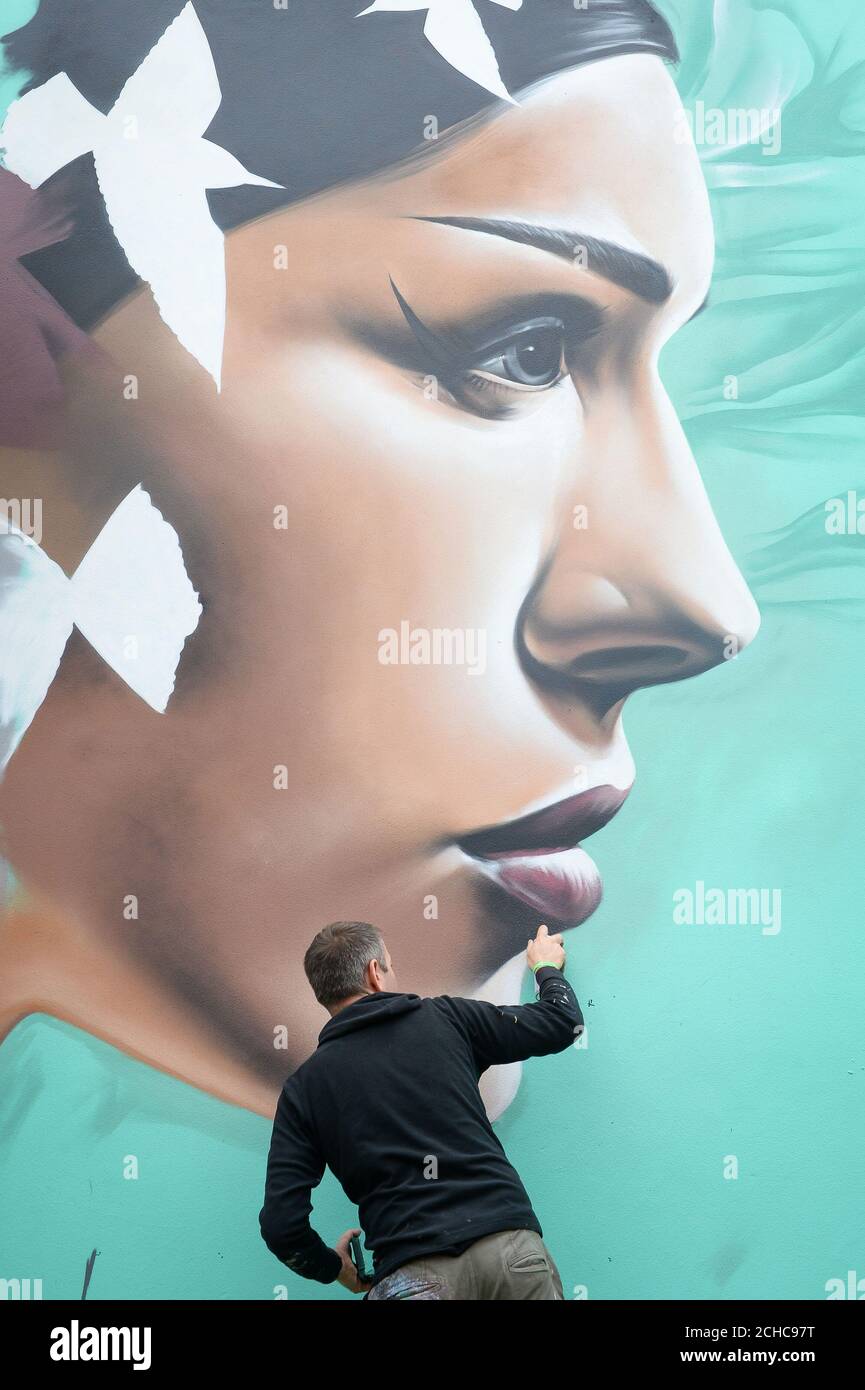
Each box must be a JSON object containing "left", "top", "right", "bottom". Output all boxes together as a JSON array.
[{"left": 470, "top": 846, "right": 602, "bottom": 924}]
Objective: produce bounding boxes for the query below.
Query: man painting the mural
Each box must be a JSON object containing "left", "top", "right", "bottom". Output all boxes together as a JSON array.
[{"left": 259, "top": 920, "right": 581, "bottom": 1299}]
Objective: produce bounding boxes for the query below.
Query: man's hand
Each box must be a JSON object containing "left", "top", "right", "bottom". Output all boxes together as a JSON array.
[
  {"left": 527, "top": 922, "right": 565, "bottom": 972},
  {"left": 334, "top": 1227, "right": 374, "bottom": 1294}
]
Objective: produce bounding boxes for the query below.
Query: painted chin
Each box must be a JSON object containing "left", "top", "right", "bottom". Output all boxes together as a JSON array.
[{"left": 468, "top": 846, "right": 603, "bottom": 925}]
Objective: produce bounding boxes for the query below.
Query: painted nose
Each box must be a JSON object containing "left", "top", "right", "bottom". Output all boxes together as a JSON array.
[
  {"left": 517, "top": 384, "right": 761, "bottom": 720},
  {"left": 516, "top": 568, "right": 754, "bottom": 719}
]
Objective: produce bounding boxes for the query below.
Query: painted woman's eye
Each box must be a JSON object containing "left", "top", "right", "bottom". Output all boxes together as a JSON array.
[
  {"left": 475, "top": 321, "right": 566, "bottom": 387},
  {"left": 455, "top": 316, "right": 569, "bottom": 418},
  {"left": 384, "top": 281, "right": 598, "bottom": 422}
]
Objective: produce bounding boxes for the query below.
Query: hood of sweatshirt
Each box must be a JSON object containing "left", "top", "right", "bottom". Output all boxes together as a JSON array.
[{"left": 317, "top": 991, "right": 423, "bottom": 1045}]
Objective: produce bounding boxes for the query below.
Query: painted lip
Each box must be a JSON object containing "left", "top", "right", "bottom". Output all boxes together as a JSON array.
[
  {"left": 456, "top": 783, "right": 631, "bottom": 924},
  {"left": 456, "top": 783, "right": 630, "bottom": 859}
]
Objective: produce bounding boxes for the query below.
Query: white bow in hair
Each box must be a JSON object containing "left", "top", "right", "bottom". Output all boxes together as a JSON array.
[
  {"left": 0, "top": 486, "right": 202, "bottom": 773},
  {"left": 0, "top": 2, "right": 282, "bottom": 390}
]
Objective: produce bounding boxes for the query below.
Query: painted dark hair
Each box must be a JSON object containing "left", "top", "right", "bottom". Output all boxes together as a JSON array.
[{"left": 3, "top": 0, "right": 678, "bottom": 327}]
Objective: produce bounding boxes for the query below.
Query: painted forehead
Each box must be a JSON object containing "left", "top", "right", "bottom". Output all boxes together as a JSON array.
[{"left": 1, "top": 0, "right": 677, "bottom": 387}]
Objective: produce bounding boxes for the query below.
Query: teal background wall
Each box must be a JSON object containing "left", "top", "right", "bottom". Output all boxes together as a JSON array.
[{"left": 0, "top": 0, "right": 862, "bottom": 1299}]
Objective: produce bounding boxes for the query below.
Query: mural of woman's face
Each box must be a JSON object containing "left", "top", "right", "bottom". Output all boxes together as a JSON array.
[{"left": 0, "top": 55, "right": 759, "bottom": 1115}]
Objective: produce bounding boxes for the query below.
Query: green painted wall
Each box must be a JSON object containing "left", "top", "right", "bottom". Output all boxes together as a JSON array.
[{"left": 0, "top": 0, "right": 862, "bottom": 1300}]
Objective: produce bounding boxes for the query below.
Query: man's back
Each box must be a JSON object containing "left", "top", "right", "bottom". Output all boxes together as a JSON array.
[{"left": 259, "top": 965, "right": 583, "bottom": 1288}]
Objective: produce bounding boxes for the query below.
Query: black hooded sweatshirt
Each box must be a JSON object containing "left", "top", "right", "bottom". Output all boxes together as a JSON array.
[{"left": 258, "top": 965, "right": 583, "bottom": 1288}]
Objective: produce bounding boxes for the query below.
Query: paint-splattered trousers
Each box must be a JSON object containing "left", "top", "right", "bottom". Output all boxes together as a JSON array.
[{"left": 365, "top": 1228, "right": 564, "bottom": 1300}]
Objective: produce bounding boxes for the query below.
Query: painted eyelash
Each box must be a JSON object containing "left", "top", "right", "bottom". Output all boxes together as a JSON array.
[
  {"left": 457, "top": 378, "right": 529, "bottom": 421},
  {"left": 387, "top": 277, "right": 606, "bottom": 419},
  {"left": 389, "top": 277, "right": 603, "bottom": 372},
  {"left": 442, "top": 367, "right": 566, "bottom": 422},
  {"left": 463, "top": 369, "right": 556, "bottom": 393},
  {"left": 434, "top": 336, "right": 571, "bottom": 419}
]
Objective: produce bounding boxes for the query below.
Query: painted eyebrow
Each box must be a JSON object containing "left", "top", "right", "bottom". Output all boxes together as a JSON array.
[{"left": 409, "top": 215, "right": 675, "bottom": 305}]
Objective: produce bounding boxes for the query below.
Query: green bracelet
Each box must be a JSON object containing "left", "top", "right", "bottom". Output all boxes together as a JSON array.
[{"left": 531, "top": 960, "right": 562, "bottom": 972}]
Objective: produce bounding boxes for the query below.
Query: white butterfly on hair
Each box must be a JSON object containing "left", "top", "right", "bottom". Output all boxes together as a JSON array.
[
  {"left": 0, "top": 487, "right": 202, "bottom": 774},
  {"left": 0, "top": 2, "right": 282, "bottom": 390},
  {"left": 357, "top": 0, "right": 524, "bottom": 104}
]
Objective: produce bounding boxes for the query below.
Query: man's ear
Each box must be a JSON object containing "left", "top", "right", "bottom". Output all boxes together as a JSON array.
[{"left": 370, "top": 956, "right": 389, "bottom": 989}]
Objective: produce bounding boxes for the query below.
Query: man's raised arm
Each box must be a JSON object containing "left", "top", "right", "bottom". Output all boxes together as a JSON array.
[{"left": 444, "top": 960, "right": 584, "bottom": 1072}]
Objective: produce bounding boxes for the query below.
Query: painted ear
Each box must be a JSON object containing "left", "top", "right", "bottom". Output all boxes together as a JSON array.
[{"left": 0, "top": 487, "right": 202, "bottom": 774}]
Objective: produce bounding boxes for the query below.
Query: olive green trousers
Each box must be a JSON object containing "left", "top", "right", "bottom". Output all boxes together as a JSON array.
[{"left": 366, "top": 1228, "right": 565, "bottom": 1301}]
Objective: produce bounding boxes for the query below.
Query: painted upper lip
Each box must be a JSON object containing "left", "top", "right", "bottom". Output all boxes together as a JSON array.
[{"left": 455, "top": 783, "right": 631, "bottom": 860}]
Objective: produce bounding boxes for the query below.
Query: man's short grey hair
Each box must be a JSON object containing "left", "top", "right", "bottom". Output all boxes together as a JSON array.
[{"left": 304, "top": 921, "right": 388, "bottom": 1008}]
